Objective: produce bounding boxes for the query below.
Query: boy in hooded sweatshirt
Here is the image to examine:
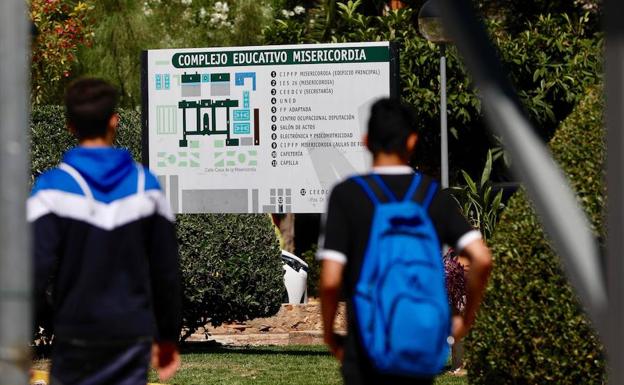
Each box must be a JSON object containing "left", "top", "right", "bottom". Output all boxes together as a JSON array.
[{"left": 28, "top": 78, "right": 181, "bottom": 384}]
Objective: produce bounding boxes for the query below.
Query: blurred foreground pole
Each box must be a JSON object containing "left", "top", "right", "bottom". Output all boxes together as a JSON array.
[
  {"left": 606, "top": 0, "right": 624, "bottom": 383},
  {"left": 437, "top": 0, "right": 608, "bottom": 337},
  {"left": 0, "top": 0, "right": 32, "bottom": 384}
]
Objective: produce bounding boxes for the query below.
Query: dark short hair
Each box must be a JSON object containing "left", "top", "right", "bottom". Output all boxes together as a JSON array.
[
  {"left": 367, "top": 98, "right": 418, "bottom": 155},
  {"left": 65, "top": 78, "right": 118, "bottom": 140}
]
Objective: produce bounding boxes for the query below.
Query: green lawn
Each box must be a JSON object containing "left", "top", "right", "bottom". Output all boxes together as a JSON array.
[{"left": 149, "top": 344, "right": 467, "bottom": 385}]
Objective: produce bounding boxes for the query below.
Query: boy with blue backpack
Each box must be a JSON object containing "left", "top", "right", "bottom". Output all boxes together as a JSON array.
[{"left": 318, "top": 98, "right": 492, "bottom": 384}]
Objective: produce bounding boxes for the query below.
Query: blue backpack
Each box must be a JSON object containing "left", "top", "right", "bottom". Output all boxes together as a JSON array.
[{"left": 352, "top": 173, "right": 451, "bottom": 376}]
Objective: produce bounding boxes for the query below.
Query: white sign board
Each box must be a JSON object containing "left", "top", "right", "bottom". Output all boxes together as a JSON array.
[{"left": 142, "top": 42, "right": 398, "bottom": 213}]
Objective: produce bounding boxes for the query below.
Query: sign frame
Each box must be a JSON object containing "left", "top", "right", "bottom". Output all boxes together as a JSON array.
[{"left": 140, "top": 42, "right": 400, "bottom": 213}]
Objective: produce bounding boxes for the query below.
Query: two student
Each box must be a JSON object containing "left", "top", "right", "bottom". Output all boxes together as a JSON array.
[{"left": 29, "top": 79, "right": 491, "bottom": 385}]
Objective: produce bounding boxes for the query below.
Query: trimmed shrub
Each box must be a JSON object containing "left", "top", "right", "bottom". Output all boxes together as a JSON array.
[
  {"left": 30, "top": 105, "right": 143, "bottom": 180},
  {"left": 177, "top": 214, "right": 282, "bottom": 339},
  {"left": 30, "top": 106, "right": 76, "bottom": 182},
  {"left": 30, "top": 105, "right": 283, "bottom": 340},
  {"left": 301, "top": 245, "right": 320, "bottom": 298},
  {"left": 465, "top": 85, "right": 606, "bottom": 384}
]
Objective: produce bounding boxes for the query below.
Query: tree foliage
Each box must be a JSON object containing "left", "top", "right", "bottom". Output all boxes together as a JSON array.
[
  {"left": 73, "top": 0, "right": 153, "bottom": 107},
  {"left": 33, "top": 0, "right": 604, "bottom": 181},
  {"left": 477, "top": 0, "right": 601, "bottom": 32},
  {"left": 263, "top": 1, "right": 603, "bottom": 181},
  {"left": 30, "top": 0, "right": 94, "bottom": 105},
  {"left": 74, "top": 0, "right": 275, "bottom": 107}
]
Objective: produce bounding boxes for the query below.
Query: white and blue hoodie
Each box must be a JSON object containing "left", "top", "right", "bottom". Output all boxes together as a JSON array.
[{"left": 27, "top": 147, "right": 181, "bottom": 343}]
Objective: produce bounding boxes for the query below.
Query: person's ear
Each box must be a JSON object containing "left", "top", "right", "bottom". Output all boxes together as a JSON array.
[
  {"left": 107, "top": 113, "right": 120, "bottom": 138},
  {"left": 108, "top": 113, "right": 120, "bottom": 130},
  {"left": 363, "top": 134, "right": 370, "bottom": 151},
  {"left": 406, "top": 133, "right": 418, "bottom": 152}
]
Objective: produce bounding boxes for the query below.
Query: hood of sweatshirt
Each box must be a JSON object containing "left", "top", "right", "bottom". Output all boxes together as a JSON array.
[{"left": 62, "top": 147, "right": 135, "bottom": 195}]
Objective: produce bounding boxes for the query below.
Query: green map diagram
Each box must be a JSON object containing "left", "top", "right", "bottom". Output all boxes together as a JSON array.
[
  {"left": 155, "top": 69, "right": 259, "bottom": 168},
  {"left": 178, "top": 72, "right": 259, "bottom": 150}
]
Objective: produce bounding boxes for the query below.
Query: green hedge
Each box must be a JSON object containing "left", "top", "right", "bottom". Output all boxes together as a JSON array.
[
  {"left": 301, "top": 245, "right": 320, "bottom": 298},
  {"left": 465, "top": 85, "right": 605, "bottom": 384},
  {"left": 176, "top": 214, "right": 282, "bottom": 339},
  {"left": 30, "top": 106, "right": 283, "bottom": 339},
  {"left": 30, "top": 105, "right": 144, "bottom": 178}
]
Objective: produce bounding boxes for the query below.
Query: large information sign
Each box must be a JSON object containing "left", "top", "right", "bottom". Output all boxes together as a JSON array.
[{"left": 142, "top": 42, "right": 398, "bottom": 213}]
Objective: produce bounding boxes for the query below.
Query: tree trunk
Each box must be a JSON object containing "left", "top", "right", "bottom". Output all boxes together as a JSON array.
[{"left": 272, "top": 213, "right": 296, "bottom": 253}]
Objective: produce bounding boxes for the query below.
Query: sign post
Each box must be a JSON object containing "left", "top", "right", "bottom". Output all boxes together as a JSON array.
[
  {"left": 0, "top": 1, "right": 31, "bottom": 384},
  {"left": 606, "top": 0, "right": 624, "bottom": 382}
]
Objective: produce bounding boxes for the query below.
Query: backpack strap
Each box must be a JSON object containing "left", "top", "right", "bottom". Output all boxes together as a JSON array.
[
  {"left": 370, "top": 174, "right": 398, "bottom": 202},
  {"left": 59, "top": 163, "right": 93, "bottom": 201},
  {"left": 404, "top": 172, "right": 439, "bottom": 210},
  {"left": 353, "top": 173, "right": 401, "bottom": 205},
  {"left": 353, "top": 176, "right": 381, "bottom": 205},
  {"left": 136, "top": 163, "right": 145, "bottom": 195},
  {"left": 59, "top": 162, "right": 96, "bottom": 214},
  {"left": 60, "top": 162, "right": 147, "bottom": 201},
  {"left": 403, "top": 172, "right": 423, "bottom": 202},
  {"left": 422, "top": 180, "right": 439, "bottom": 209}
]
